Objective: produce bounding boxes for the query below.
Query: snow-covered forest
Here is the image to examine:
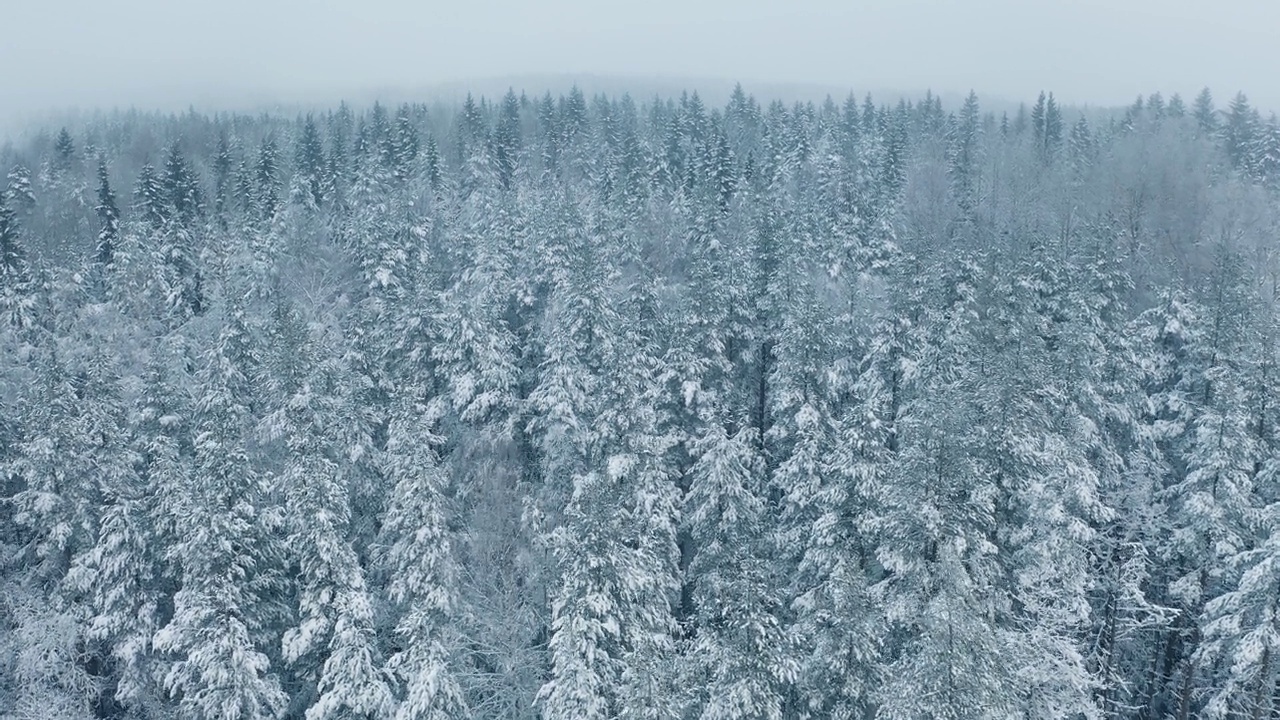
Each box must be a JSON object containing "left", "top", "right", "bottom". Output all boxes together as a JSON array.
[{"left": 2, "top": 84, "right": 1280, "bottom": 720}]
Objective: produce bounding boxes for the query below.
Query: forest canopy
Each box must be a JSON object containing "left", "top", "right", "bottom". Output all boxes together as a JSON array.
[{"left": 2, "top": 84, "right": 1280, "bottom": 719}]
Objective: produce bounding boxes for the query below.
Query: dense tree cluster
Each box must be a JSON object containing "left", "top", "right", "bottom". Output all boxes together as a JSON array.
[{"left": 2, "top": 83, "right": 1280, "bottom": 719}]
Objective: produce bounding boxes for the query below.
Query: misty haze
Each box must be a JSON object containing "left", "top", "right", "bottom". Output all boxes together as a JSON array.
[{"left": 3, "top": 3, "right": 1280, "bottom": 720}]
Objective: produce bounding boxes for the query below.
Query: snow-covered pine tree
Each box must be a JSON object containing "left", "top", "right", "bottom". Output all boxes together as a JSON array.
[
  {"left": 381, "top": 394, "right": 469, "bottom": 720},
  {"left": 257, "top": 137, "right": 283, "bottom": 224},
  {"left": 948, "top": 91, "right": 983, "bottom": 220},
  {"left": 6, "top": 164, "right": 36, "bottom": 214},
  {"left": 870, "top": 256, "right": 1025, "bottom": 719},
  {"left": 163, "top": 142, "right": 204, "bottom": 228},
  {"left": 0, "top": 188, "right": 36, "bottom": 329},
  {"left": 134, "top": 162, "right": 169, "bottom": 229},
  {"left": 684, "top": 419, "right": 787, "bottom": 720},
  {"left": 94, "top": 158, "right": 119, "bottom": 271},
  {"left": 10, "top": 343, "right": 105, "bottom": 584},
  {"left": 1159, "top": 244, "right": 1263, "bottom": 717},
  {"left": 295, "top": 116, "right": 327, "bottom": 210},
  {"left": 65, "top": 348, "right": 179, "bottom": 714},
  {"left": 1198, "top": 494, "right": 1280, "bottom": 719},
  {"left": 152, "top": 299, "right": 289, "bottom": 720},
  {"left": 265, "top": 317, "right": 394, "bottom": 720}
]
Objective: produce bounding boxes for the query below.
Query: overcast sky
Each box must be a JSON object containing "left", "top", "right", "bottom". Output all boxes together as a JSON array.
[{"left": 3, "top": 0, "right": 1278, "bottom": 126}]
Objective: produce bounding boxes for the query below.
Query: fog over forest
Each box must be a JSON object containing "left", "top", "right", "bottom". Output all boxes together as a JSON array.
[
  {"left": 3, "top": 0, "right": 1280, "bottom": 130},
  {"left": 4, "top": 3, "right": 1280, "bottom": 720}
]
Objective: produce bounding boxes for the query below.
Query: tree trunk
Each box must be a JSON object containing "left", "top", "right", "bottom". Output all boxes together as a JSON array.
[
  {"left": 1176, "top": 658, "right": 1195, "bottom": 720},
  {"left": 1254, "top": 646, "right": 1272, "bottom": 720}
]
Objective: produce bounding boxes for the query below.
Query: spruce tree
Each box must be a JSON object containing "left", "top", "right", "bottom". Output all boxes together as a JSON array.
[
  {"left": 51, "top": 127, "right": 76, "bottom": 180},
  {"left": 384, "top": 105, "right": 420, "bottom": 182},
  {"left": 10, "top": 346, "right": 107, "bottom": 583},
  {"left": 6, "top": 164, "right": 35, "bottom": 214},
  {"left": 152, "top": 302, "right": 288, "bottom": 720},
  {"left": 1044, "top": 92, "right": 1063, "bottom": 156},
  {"left": 257, "top": 137, "right": 282, "bottom": 222},
  {"left": 213, "top": 133, "right": 234, "bottom": 220},
  {"left": 134, "top": 163, "right": 169, "bottom": 229},
  {"left": 1249, "top": 115, "right": 1280, "bottom": 188},
  {"left": 1067, "top": 116, "right": 1094, "bottom": 181},
  {"left": 0, "top": 188, "right": 34, "bottom": 330},
  {"left": 871, "top": 257, "right": 1027, "bottom": 719},
  {"left": 949, "top": 90, "right": 982, "bottom": 218},
  {"left": 1223, "top": 92, "right": 1258, "bottom": 171},
  {"left": 163, "top": 142, "right": 203, "bottom": 226},
  {"left": 64, "top": 349, "right": 166, "bottom": 713},
  {"left": 494, "top": 89, "right": 522, "bottom": 191},
  {"left": 1198, "top": 496, "right": 1280, "bottom": 719},
  {"left": 382, "top": 396, "right": 469, "bottom": 720},
  {"left": 685, "top": 422, "right": 789, "bottom": 720},
  {"left": 0, "top": 191, "right": 23, "bottom": 283},
  {"left": 1193, "top": 87, "right": 1217, "bottom": 135},
  {"left": 94, "top": 159, "right": 119, "bottom": 269},
  {"left": 1031, "top": 92, "right": 1047, "bottom": 148},
  {"left": 295, "top": 116, "right": 327, "bottom": 209}
]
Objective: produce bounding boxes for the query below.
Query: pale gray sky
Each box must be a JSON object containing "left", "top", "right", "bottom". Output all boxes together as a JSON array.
[{"left": 3, "top": 0, "right": 1278, "bottom": 127}]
